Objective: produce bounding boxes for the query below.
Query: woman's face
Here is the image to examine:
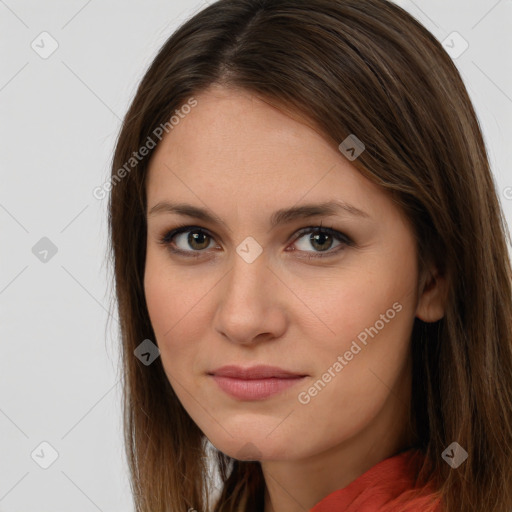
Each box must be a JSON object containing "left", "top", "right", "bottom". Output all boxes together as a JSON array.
[{"left": 144, "top": 85, "right": 430, "bottom": 462}]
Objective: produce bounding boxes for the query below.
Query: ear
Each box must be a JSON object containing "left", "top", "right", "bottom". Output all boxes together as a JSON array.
[{"left": 415, "top": 266, "right": 449, "bottom": 323}]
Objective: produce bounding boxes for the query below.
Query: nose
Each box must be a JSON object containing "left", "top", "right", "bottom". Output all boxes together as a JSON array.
[{"left": 213, "top": 249, "right": 288, "bottom": 346}]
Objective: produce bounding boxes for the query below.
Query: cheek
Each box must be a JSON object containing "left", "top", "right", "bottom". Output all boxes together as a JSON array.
[
  {"left": 144, "top": 259, "right": 173, "bottom": 335},
  {"left": 298, "top": 264, "right": 414, "bottom": 355},
  {"left": 144, "top": 264, "right": 212, "bottom": 433},
  {"left": 144, "top": 246, "right": 195, "bottom": 331},
  {"left": 144, "top": 251, "right": 189, "bottom": 355},
  {"left": 143, "top": 249, "right": 213, "bottom": 378},
  {"left": 294, "top": 246, "right": 418, "bottom": 411},
  {"left": 290, "top": 289, "right": 415, "bottom": 455}
]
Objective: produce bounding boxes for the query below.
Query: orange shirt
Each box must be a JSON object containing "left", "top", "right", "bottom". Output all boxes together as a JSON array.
[{"left": 309, "top": 449, "right": 443, "bottom": 512}]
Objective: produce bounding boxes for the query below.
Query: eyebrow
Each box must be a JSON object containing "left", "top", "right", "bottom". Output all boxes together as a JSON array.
[{"left": 148, "top": 200, "right": 370, "bottom": 228}]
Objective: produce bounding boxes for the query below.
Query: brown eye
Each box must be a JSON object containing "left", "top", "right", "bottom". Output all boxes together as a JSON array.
[
  {"left": 183, "top": 230, "right": 211, "bottom": 251},
  {"left": 159, "top": 224, "right": 354, "bottom": 260},
  {"left": 291, "top": 226, "right": 353, "bottom": 257},
  {"left": 307, "top": 231, "right": 334, "bottom": 251},
  {"left": 159, "top": 225, "right": 216, "bottom": 257}
]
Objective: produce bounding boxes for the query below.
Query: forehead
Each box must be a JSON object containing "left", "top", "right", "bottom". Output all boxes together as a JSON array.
[
  {"left": 145, "top": 86, "right": 393, "bottom": 225},
  {"left": 150, "top": 86, "right": 334, "bottom": 174}
]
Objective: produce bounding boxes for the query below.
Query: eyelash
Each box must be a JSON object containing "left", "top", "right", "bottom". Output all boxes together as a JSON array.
[{"left": 157, "top": 222, "right": 355, "bottom": 260}]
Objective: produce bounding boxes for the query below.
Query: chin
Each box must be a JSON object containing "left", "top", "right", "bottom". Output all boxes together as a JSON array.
[{"left": 205, "top": 428, "right": 304, "bottom": 462}]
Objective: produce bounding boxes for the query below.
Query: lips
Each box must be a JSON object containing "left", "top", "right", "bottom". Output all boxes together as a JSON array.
[
  {"left": 208, "top": 365, "right": 307, "bottom": 379},
  {"left": 208, "top": 365, "right": 308, "bottom": 400}
]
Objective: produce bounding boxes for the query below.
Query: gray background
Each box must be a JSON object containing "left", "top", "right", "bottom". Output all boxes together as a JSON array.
[{"left": 1, "top": 0, "right": 511, "bottom": 510}]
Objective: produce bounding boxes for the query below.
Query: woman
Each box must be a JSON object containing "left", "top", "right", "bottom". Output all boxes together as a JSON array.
[{"left": 107, "top": 0, "right": 512, "bottom": 511}]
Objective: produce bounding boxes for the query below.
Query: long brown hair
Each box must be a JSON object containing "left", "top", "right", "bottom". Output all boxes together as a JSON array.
[{"left": 107, "top": 1, "right": 512, "bottom": 510}]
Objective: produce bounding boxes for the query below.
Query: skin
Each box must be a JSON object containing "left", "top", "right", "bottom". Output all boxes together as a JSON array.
[{"left": 144, "top": 85, "right": 448, "bottom": 512}]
